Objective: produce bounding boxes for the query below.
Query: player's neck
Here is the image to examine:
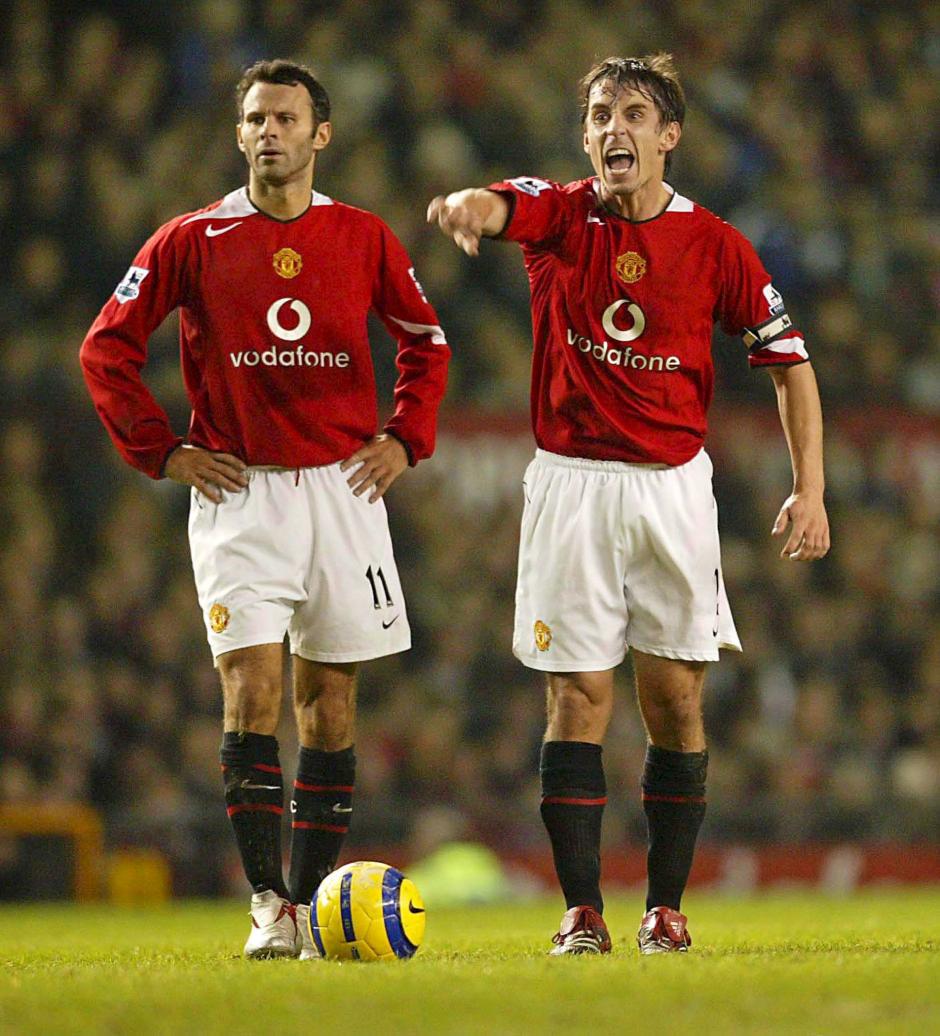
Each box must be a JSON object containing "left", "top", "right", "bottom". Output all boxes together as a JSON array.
[
  {"left": 248, "top": 176, "right": 315, "bottom": 221},
  {"left": 602, "top": 179, "right": 671, "bottom": 223}
]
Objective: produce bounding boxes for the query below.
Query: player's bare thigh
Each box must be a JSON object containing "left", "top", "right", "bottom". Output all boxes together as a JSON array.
[
  {"left": 632, "top": 649, "right": 707, "bottom": 752},
  {"left": 219, "top": 643, "right": 284, "bottom": 735},
  {"left": 292, "top": 656, "right": 358, "bottom": 751}
]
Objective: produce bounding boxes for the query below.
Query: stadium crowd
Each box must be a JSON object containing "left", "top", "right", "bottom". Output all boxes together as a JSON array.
[{"left": 0, "top": 0, "right": 938, "bottom": 895}]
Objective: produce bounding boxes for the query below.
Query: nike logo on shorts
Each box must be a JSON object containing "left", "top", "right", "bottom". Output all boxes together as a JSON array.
[
  {"left": 382, "top": 615, "right": 399, "bottom": 629},
  {"left": 205, "top": 222, "right": 243, "bottom": 237}
]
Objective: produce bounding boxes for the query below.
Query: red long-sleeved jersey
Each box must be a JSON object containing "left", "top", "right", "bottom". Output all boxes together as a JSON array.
[
  {"left": 81, "top": 187, "right": 450, "bottom": 477},
  {"left": 490, "top": 176, "right": 808, "bottom": 466}
]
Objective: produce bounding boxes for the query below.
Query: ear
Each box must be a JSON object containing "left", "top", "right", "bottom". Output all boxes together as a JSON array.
[
  {"left": 312, "top": 120, "right": 332, "bottom": 152},
  {"left": 582, "top": 127, "right": 590, "bottom": 155},
  {"left": 660, "top": 120, "right": 681, "bottom": 156},
  {"left": 236, "top": 122, "right": 246, "bottom": 154}
]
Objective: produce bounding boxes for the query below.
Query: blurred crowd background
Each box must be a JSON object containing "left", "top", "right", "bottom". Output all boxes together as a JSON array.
[{"left": 1, "top": 0, "right": 938, "bottom": 896}]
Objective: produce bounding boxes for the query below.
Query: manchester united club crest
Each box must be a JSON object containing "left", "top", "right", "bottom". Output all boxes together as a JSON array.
[
  {"left": 616, "top": 251, "right": 647, "bottom": 284},
  {"left": 273, "top": 247, "right": 302, "bottom": 279},
  {"left": 534, "top": 620, "right": 552, "bottom": 652},
  {"left": 209, "top": 603, "right": 230, "bottom": 634}
]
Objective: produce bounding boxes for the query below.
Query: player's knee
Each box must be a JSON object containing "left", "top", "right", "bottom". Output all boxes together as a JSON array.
[
  {"left": 221, "top": 671, "right": 282, "bottom": 732},
  {"left": 295, "top": 674, "right": 354, "bottom": 712},
  {"left": 547, "top": 674, "right": 610, "bottom": 717},
  {"left": 222, "top": 695, "right": 280, "bottom": 733},
  {"left": 314, "top": 687, "right": 354, "bottom": 728},
  {"left": 294, "top": 678, "right": 355, "bottom": 748},
  {"left": 219, "top": 651, "right": 282, "bottom": 708},
  {"left": 647, "top": 692, "right": 704, "bottom": 750},
  {"left": 661, "top": 688, "right": 701, "bottom": 724},
  {"left": 297, "top": 702, "right": 354, "bottom": 751}
]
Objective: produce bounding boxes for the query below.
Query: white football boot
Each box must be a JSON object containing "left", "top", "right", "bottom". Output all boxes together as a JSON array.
[
  {"left": 244, "top": 890, "right": 300, "bottom": 959},
  {"left": 294, "top": 903, "right": 321, "bottom": 961}
]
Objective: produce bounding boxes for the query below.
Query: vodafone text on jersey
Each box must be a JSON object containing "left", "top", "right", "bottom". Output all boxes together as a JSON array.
[{"left": 228, "top": 297, "right": 351, "bottom": 369}]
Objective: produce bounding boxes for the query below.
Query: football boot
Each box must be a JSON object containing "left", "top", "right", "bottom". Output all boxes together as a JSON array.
[
  {"left": 636, "top": 905, "right": 692, "bottom": 954},
  {"left": 294, "top": 902, "right": 321, "bottom": 961},
  {"left": 549, "top": 905, "right": 612, "bottom": 955},
  {"left": 244, "top": 890, "right": 300, "bottom": 959}
]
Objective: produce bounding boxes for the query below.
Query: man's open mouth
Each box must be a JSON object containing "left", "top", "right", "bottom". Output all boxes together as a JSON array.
[{"left": 605, "top": 148, "right": 635, "bottom": 172}]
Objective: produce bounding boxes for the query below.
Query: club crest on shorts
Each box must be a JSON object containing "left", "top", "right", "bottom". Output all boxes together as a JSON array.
[
  {"left": 273, "top": 247, "right": 302, "bottom": 279},
  {"left": 534, "top": 620, "right": 552, "bottom": 652},
  {"left": 616, "top": 251, "right": 647, "bottom": 284},
  {"left": 209, "top": 603, "right": 230, "bottom": 633}
]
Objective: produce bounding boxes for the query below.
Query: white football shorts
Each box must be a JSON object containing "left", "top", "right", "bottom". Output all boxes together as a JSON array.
[
  {"left": 188, "top": 464, "right": 410, "bottom": 663},
  {"left": 513, "top": 448, "right": 741, "bottom": 671}
]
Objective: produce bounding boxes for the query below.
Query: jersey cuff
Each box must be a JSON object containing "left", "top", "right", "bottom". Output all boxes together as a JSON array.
[
  {"left": 489, "top": 189, "right": 517, "bottom": 240},
  {"left": 158, "top": 438, "right": 185, "bottom": 478},
  {"left": 384, "top": 429, "right": 415, "bottom": 466}
]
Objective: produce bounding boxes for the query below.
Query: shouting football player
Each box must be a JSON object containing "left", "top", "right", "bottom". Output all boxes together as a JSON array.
[{"left": 429, "top": 53, "right": 829, "bottom": 954}]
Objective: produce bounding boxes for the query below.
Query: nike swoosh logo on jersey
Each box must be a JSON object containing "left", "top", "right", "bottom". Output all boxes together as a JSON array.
[
  {"left": 407, "top": 900, "right": 425, "bottom": 914},
  {"left": 332, "top": 804, "right": 353, "bottom": 814},
  {"left": 205, "top": 222, "right": 243, "bottom": 237},
  {"left": 382, "top": 616, "right": 399, "bottom": 629}
]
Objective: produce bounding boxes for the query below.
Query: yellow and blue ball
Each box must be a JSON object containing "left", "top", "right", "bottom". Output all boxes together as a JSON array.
[{"left": 309, "top": 861, "right": 425, "bottom": 961}]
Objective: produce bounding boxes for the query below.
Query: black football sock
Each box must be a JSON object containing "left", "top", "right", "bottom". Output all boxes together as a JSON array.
[
  {"left": 540, "top": 740, "right": 606, "bottom": 914},
  {"left": 220, "top": 731, "right": 289, "bottom": 899},
  {"left": 642, "top": 744, "right": 708, "bottom": 911},
  {"left": 288, "top": 745, "right": 356, "bottom": 906}
]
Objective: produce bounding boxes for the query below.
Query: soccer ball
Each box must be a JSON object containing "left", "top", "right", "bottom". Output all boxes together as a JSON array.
[{"left": 309, "top": 861, "right": 425, "bottom": 961}]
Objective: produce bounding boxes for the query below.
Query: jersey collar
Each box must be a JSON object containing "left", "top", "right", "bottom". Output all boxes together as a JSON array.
[
  {"left": 182, "top": 187, "right": 334, "bottom": 226},
  {"left": 590, "top": 179, "right": 693, "bottom": 222}
]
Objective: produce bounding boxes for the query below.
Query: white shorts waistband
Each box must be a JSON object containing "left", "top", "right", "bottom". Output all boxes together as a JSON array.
[
  {"left": 247, "top": 461, "right": 341, "bottom": 473},
  {"left": 535, "top": 448, "right": 675, "bottom": 472}
]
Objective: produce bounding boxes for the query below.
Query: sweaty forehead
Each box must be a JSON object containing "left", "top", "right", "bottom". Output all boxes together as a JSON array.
[{"left": 588, "top": 79, "right": 653, "bottom": 110}]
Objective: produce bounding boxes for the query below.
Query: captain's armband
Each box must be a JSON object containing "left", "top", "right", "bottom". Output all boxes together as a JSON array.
[{"left": 742, "top": 311, "right": 794, "bottom": 352}]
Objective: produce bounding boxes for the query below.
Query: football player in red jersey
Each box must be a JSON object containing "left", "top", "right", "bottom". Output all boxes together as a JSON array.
[
  {"left": 81, "top": 60, "right": 450, "bottom": 958},
  {"left": 429, "top": 53, "right": 829, "bottom": 955}
]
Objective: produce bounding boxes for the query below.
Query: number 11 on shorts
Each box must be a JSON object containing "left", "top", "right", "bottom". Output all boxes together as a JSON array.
[{"left": 366, "top": 565, "right": 394, "bottom": 609}]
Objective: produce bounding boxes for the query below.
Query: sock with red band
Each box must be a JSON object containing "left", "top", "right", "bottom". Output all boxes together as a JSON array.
[
  {"left": 289, "top": 745, "right": 356, "bottom": 906},
  {"left": 642, "top": 744, "right": 708, "bottom": 911},
  {"left": 540, "top": 740, "right": 607, "bottom": 914},
  {"left": 220, "top": 731, "right": 289, "bottom": 899}
]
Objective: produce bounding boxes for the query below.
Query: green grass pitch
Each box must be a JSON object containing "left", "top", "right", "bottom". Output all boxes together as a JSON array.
[{"left": 2, "top": 890, "right": 940, "bottom": 1034}]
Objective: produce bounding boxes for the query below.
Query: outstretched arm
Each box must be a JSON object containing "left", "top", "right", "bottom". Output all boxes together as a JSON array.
[
  {"left": 426, "top": 189, "right": 510, "bottom": 256},
  {"left": 769, "top": 362, "right": 830, "bottom": 561}
]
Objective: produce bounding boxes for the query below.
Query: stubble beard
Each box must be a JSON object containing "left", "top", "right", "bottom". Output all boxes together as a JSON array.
[
  {"left": 252, "top": 146, "right": 315, "bottom": 190},
  {"left": 600, "top": 176, "right": 637, "bottom": 208}
]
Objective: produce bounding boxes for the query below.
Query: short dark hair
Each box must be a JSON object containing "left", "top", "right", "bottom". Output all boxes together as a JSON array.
[
  {"left": 236, "top": 59, "right": 331, "bottom": 126},
  {"left": 578, "top": 53, "right": 685, "bottom": 174}
]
